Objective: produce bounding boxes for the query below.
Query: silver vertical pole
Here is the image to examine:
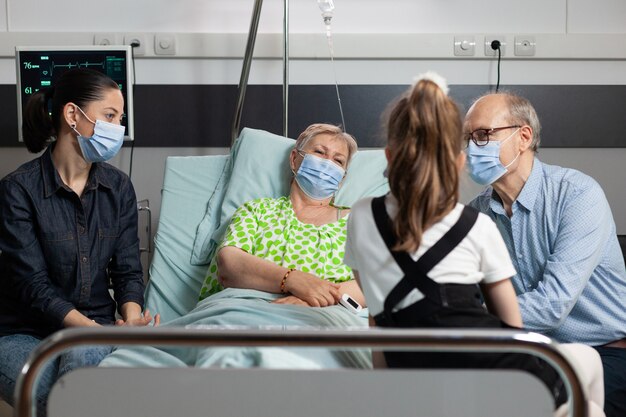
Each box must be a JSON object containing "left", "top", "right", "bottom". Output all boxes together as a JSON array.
[
  {"left": 283, "top": 0, "right": 289, "bottom": 137},
  {"left": 231, "top": 0, "right": 264, "bottom": 145}
]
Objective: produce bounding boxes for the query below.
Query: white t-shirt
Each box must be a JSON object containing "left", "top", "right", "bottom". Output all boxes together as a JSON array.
[{"left": 344, "top": 195, "right": 516, "bottom": 316}]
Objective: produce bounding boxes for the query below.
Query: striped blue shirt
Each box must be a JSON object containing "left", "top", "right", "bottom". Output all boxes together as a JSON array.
[{"left": 470, "top": 158, "right": 626, "bottom": 345}]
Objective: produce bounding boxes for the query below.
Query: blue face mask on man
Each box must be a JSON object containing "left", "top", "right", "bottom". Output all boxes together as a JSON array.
[
  {"left": 466, "top": 128, "right": 520, "bottom": 185},
  {"left": 71, "top": 106, "right": 126, "bottom": 163},
  {"left": 294, "top": 152, "right": 346, "bottom": 200}
]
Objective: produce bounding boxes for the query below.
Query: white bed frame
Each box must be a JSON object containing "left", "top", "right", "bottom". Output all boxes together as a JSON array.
[{"left": 14, "top": 327, "right": 586, "bottom": 417}]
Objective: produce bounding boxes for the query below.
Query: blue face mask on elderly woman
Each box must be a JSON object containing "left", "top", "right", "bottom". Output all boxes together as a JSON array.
[
  {"left": 71, "top": 106, "right": 126, "bottom": 163},
  {"left": 294, "top": 152, "right": 346, "bottom": 200},
  {"left": 466, "top": 128, "right": 520, "bottom": 185}
]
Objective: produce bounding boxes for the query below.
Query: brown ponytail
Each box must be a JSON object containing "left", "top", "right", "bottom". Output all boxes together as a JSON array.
[
  {"left": 22, "top": 87, "right": 55, "bottom": 153},
  {"left": 386, "top": 78, "right": 463, "bottom": 252}
]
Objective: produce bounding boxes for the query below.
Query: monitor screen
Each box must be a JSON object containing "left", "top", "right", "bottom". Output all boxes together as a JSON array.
[{"left": 15, "top": 45, "right": 134, "bottom": 141}]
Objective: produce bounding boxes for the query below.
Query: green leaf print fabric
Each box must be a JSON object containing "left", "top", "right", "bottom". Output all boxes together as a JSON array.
[{"left": 199, "top": 196, "right": 352, "bottom": 300}]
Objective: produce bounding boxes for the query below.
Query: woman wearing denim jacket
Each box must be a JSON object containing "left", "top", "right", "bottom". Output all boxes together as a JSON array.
[{"left": 0, "top": 69, "right": 158, "bottom": 415}]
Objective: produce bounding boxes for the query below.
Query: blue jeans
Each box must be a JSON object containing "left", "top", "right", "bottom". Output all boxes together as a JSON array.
[
  {"left": 594, "top": 346, "right": 626, "bottom": 417},
  {"left": 0, "top": 334, "right": 112, "bottom": 417}
]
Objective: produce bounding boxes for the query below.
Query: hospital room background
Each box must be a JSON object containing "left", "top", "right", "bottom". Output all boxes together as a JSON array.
[
  {"left": 0, "top": 1, "right": 625, "bottom": 413},
  {"left": 1, "top": 0, "right": 626, "bottom": 278}
]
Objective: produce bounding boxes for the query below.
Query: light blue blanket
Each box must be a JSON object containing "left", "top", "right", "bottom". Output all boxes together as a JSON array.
[{"left": 100, "top": 288, "right": 372, "bottom": 369}]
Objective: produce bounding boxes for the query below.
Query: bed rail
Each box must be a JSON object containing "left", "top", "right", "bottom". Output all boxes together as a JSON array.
[{"left": 15, "top": 327, "right": 585, "bottom": 417}]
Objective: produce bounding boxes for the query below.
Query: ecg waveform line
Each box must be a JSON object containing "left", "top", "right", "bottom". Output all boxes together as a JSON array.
[{"left": 47, "top": 61, "right": 106, "bottom": 77}]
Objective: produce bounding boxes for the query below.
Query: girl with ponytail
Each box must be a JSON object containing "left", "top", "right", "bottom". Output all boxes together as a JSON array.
[
  {"left": 345, "top": 72, "right": 522, "bottom": 335},
  {"left": 342, "top": 73, "right": 596, "bottom": 412}
]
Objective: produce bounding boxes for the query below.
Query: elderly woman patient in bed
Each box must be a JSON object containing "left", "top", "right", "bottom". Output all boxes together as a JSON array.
[
  {"left": 198, "top": 123, "right": 364, "bottom": 309},
  {"left": 100, "top": 124, "right": 370, "bottom": 370}
]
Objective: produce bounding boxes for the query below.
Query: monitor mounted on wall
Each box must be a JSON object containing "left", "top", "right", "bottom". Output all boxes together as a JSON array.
[{"left": 15, "top": 45, "right": 134, "bottom": 142}]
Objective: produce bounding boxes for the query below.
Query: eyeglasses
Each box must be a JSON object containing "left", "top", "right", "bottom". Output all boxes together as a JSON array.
[{"left": 465, "top": 125, "right": 521, "bottom": 147}]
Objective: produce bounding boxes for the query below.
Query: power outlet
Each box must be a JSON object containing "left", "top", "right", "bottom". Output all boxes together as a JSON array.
[
  {"left": 514, "top": 36, "right": 536, "bottom": 56},
  {"left": 485, "top": 35, "right": 506, "bottom": 56},
  {"left": 94, "top": 33, "right": 119, "bottom": 46},
  {"left": 124, "top": 33, "right": 146, "bottom": 56}
]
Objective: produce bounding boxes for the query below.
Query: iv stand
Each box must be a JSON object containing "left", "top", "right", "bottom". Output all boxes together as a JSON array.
[
  {"left": 283, "top": 0, "right": 289, "bottom": 138},
  {"left": 231, "top": 0, "right": 290, "bottom": 145}
]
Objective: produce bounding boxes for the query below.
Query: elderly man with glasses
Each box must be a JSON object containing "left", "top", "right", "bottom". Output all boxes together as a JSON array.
[{"left": 464, "top": 92, "right": 626, "bottom": 417}]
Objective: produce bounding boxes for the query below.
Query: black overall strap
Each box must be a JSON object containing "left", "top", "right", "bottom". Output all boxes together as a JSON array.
[{"left": 371, "top": 195, "right": 479, "bottom": 324}]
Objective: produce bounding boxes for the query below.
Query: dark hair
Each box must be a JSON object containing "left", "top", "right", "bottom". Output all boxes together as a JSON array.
[
  {"left": 386, "top": 78, "right": 463, "bottom": 252},
  {"left": 22, "top": 68, "right": 120, "bottom": 153}
]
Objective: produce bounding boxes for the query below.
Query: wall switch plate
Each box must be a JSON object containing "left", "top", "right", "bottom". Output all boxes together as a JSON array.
[
  {"left": 94, "top": 33, "right": 119, "bottom": 46},
  {"left": 454, "top": 36, "right": 475, "bottom": 56},
  {"left": 485, "top": 35, "right": 506, "bottom": 56},
  {"left": 514, "top": 36, "right": 536, "bottom": 56},
  {"left": 124, "top": 33, "right": 146, "bottom": 56},
  {"left": 154, "top": 34, "right": 176, "bottom": 55}
]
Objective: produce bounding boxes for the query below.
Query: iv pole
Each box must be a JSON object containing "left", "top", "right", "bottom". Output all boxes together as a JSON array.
[
  {"left": 231, "top": 0, "right": 290, "bottom": 145},
  {"left": 283, "top": 0, "right": 289, "bottom": 138}
]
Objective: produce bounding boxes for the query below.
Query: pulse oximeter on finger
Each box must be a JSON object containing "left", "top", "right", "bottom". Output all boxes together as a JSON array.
[{"left": 339, "top": 293, "right": 362, "bottom": 314}]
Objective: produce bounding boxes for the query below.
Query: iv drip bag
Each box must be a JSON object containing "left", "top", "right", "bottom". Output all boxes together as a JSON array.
[
  {"left": 318, "top": 0, "right": 335, "bottom": 24},
  {"left": 318, "top": 0, "right": 335, "bottom": 14},
  {"left": 317, "top": 0, "right": 335, "bottom": 36}
]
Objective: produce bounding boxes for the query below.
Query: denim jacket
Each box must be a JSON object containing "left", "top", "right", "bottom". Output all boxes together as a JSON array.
[{"left": 0, "top": 145, "right": 145, "bottom": 337}]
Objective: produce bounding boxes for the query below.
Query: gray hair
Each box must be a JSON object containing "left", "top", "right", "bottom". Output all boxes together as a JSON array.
[
  {"left": 295, "top": 123, "right": 358, "bottom": 166},
  {"left": 476, "top": 91, "right": 542, "bottom": 151}
]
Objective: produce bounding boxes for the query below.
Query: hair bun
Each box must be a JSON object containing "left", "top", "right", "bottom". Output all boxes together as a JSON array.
[{"left": 412, "top": 71, "right": 449, "bottom": 96}]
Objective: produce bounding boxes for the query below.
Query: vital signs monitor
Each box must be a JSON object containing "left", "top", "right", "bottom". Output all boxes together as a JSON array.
[{"left": 15, "top": 45, "right": 134, "bottom": 141}]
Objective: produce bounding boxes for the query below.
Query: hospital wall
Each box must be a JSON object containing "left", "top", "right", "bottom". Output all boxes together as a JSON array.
[{"left": 0, "top": 0, "right": 625, "bottom": 276}]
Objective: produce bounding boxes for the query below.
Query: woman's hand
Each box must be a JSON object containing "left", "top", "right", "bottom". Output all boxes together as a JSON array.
[
  {"left": 117, "top": 302, "right": 161, "bottom": 327},
  {"left": 284, "top": 270, "right": 341, "bottom": 307},
  {"left": 115, "top": 308, "right": 160, "bottom": 327},
  {"left": 62, "top": 309, "right": 101, "bottom": 327},
  {"left": 216, "top": 247, "right": 344, "bottom": 307},
  {"left": 271, "top": 295, "right": 310, "bottom": 306}
]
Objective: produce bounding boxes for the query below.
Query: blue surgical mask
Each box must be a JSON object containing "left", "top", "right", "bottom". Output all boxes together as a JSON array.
[
  {"left": 72, "top": 107, "right": 125, "bottom": 163},
  {"left": 466, "top": 128, "right": 520, "bottom": 185},
  {"left": 294, "top": 152, "right": 346, "bottom": 200}
]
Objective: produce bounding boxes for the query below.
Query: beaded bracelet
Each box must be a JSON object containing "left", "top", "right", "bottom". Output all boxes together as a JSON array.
[{"left": 280, "top": 268, "right": 296, "bottom": 294}]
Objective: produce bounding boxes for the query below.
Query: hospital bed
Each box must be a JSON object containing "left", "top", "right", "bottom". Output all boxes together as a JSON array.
[{"left": 13, "top": 127, "right": 588, "bottom": 417}]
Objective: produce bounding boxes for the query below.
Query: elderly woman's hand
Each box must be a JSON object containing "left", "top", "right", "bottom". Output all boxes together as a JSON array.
[
  {"left": 283, "top": 270, "right": 341, "bottom": 307},
  {"left": 271, "top": 295, "right": 311, "bottom": 306}
]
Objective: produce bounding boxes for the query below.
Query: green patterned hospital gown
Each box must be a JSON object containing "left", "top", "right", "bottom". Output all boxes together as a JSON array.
[{"left": 198, "top": 196, "right": 353, "bottom": 300}]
